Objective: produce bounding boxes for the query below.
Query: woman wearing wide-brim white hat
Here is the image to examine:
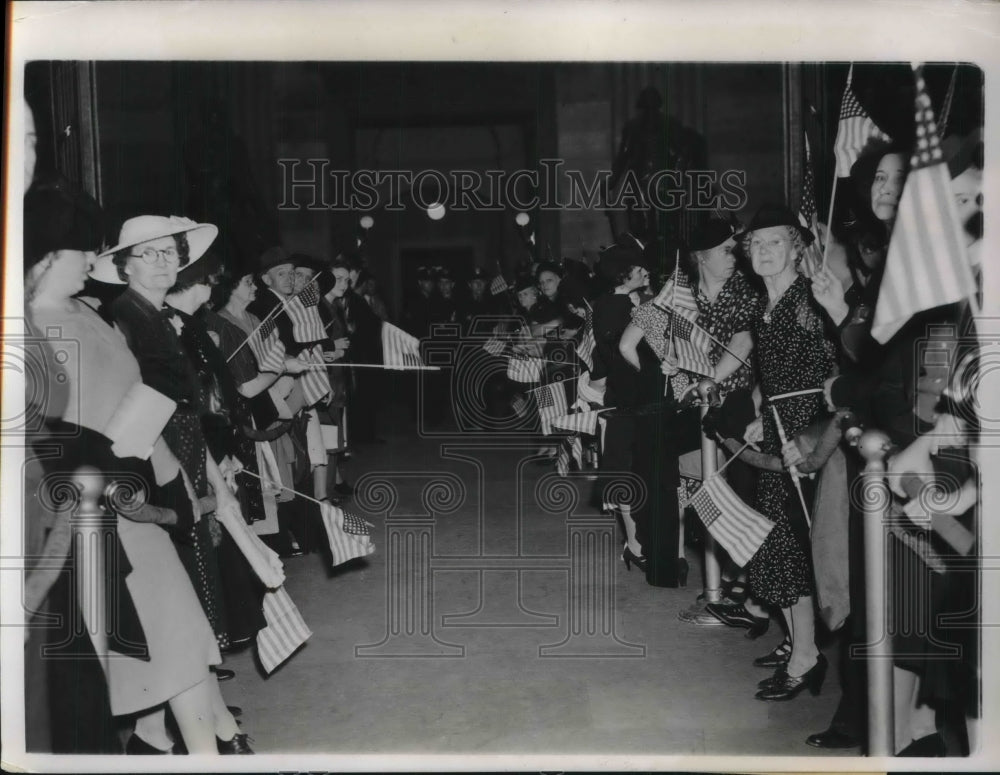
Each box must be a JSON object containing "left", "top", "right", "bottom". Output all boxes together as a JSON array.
[{"left": 90, "top": 215, "right": 218, "bottom": 285}]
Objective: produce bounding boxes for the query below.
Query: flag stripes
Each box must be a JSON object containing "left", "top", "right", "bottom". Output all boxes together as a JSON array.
[
  {"left": 531, "top": 380, "right": 568, "bottom": 435},
  {"left": 490, "top": 275, "right": 509, "bottom": 295},
  {"left": 833, "top": 70, "right": 892, "bottom": 177},
  {"left": 507, "top": 352, "right": 543, "bottom": 383},
  {"left": 382, "top": 321, "right": 426, "bottom": 369},
  {"left": 575, "top": 309, "right": 596, "bottom": 370},
  {"left": 871, "top": 66, "right": 976, "bottom": 344},
  {"left": 300, "top": 345, "right": 331, "bottom": 406},
  {"left": 688, "top": 476, "right": 774, "bottom": 567},
  {"left": 284, "top": 280, "right": 327, "bottom": 343},
  {"left": 256, "top": 586, "right": 312, "bottom": 674},
  {"left": 248, "top": 315, "right": 286, "bottom": 373},
  {"left": 319, "top": 501, "right": 376, "bottom": 568}
]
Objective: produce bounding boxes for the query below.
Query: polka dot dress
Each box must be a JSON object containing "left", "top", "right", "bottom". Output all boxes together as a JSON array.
[
  {"left": 163, "top": 410, "right": 231, "bottom": 651},
  {"left": 746, "top": 275, "right": 836, "bottom": 608}
]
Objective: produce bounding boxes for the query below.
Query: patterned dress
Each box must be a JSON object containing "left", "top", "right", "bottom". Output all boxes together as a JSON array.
[
  {"left": 112, "top": 288, "right": 230, "bottom": 650},
  {"left": 746, "top": 275, "right": 837, "bottom": 607}
]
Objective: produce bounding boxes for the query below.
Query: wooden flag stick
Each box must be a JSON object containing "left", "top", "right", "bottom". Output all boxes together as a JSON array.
[
  {"left": 770, "top": 404, "right": 812, "bottom": 528},
  {"left": 770, "top": 387, "right": 824, "bottom": 401},
  {"left": 240, "top": 469, "right": 374, "bottom": 527}
]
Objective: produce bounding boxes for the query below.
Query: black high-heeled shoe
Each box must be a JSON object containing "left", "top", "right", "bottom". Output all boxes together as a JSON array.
[
  {"left": 753, "top": 636, "right": 792, "bottom": 668},
  {"left": 757, "top": 666, "right": 787, "bottom": 689},
  {"left": 754, "top": 654, "right": 827, "bottom": 701},
  {"left": 621, "top": 546, "right": 647, "bottom": 573}
]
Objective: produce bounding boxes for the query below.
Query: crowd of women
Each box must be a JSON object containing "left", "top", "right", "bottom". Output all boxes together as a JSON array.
[
  {"left": 468, "top": 125, "right": 983, "bottom": 756},
  {"left": 20, "top": 86, "right": 983, "bottom": 757}
]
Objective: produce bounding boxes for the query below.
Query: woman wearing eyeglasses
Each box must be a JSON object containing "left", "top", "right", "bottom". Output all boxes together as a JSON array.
[{"left": 91, "top": 216, "right": 253, "bottom": 753}]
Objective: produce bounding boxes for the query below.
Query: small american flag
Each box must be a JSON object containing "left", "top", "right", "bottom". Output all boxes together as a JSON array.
[
  {"left": 660, "top": 271, "right": 698, "bottom": 314},
  {"left": 300, "top": 345, "right": 331, "bottom": 407},
  {"left": 284, "top": 278, "right": 327, "bottom": 343},
  {"left": 871, "top": 66, "right": 976, "bottom": 344},
  {"left": 319, "top": 501, "right": 375, "bottom": 568},
  {"left": 552, "top": 407, "right": 605, "bottom": 436},
  {"left": 490, "top": 275, "right": 509, "bottom": 295},
  {"left": 247, "top": 314, "right": 287, "bottom": 374},
  {"left": 482, "top": 323, "right": 507, "bottom": 356},
  {"left": 531, "top": 380, "right": 568, "bottom": 435},
  {"left": 555, "top": 436, "right": 582, "bottom": 477},
  {"left": 256, "top": 586, "right": 312, "bottom": 674},
  {"left": 688, "top": 475, "right": 774, "bottom": 567},
  {"left": 833, "top": 67, "right": 892, "bottom": 177},
  {"left": 575, "top": 309, "right": 596, "bottom": 370},
  {"left": 506, "top": 352, "right": 543, "bottom": 383},
  {"left": 667, "top": 311, "right": 715, "bottom": 377},
  {"left": 798, "top": 133, "right": 824, "bottom": 278},
  {"left": 511, "top": 393, "right": 530, "bottom": 418},
  {"left": 381, "top": 321, "right": 425, "bottom": 369}
]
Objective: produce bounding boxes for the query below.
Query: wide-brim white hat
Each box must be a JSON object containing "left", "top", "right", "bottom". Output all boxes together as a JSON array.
[{"left": 89, "top": 215, "right": 218, "bottom": 284}]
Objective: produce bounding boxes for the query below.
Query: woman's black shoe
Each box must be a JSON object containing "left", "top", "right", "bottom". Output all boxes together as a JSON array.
[
  {"left": 705, "top": 602, "right": 769, "bottom": 636},
  {"left": 757, "top": 666, "right": 787, "bottom": 689},
  {"left": 125, "top": 734, "right": 174, "bottom": 754},
  {"left": 806, "top": 728, "right": 860, "bottom": 749},
  {"left": 753, "top": 636, "right": 792, "bottom": 668},
  {"left": 214, "top": 667, "right": 235, "bottom": 682},
  {"left": 755, "top": 654, "right": 827, "bottom": 701},
  {"left": 217, "top": 733, "right": 255, "bottom": 754},
  {"left": 621, "top": 546, "right": 647, "bottom": 573}
]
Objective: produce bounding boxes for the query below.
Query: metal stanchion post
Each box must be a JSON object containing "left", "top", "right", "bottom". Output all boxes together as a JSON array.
[
  {"left": 858, "top": 429, "right": 894, "bottom": 757},
  {"left": 678, "top": 379, "right": 725, "bottom": 623}
]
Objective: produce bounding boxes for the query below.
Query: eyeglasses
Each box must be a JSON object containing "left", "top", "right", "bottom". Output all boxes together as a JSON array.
[{"left": 131, "top": 246, "right": 180, "bottom": 264}]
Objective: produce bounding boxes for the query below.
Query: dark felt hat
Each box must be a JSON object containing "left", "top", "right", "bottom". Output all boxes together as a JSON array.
[
  {"left": 596, "top": 243, "right": 646, "bottom": 284},
  {"left": 259, "top": 245, "right": 293, "bottom": 273},
  {"left": 415, "top": 265, "right": 433, "bottom": 281},
  {"left": 289, "top": 252, "right": 325, "bottom": 274},
  {"left": 23, "top": 178, "right": 104, "bottom": 272},
  {"left": 434, "top": 266, "right": 454, "bottom": 282},
  {"left": 175, "top": 250, "right": 224, "bottom": 287},
  {"left": 469, "top": 266, "right": 489, "bottom": 281},
  {"left": 735, "top": 204, "right": 814, "bottom": 245},
  {"left": 514, "top": 274, "right": 538, "bottom": 292},
  {"left": 941, "top": 128, "right": 983, "bottom": 178},
  {"left": 687, "top": 219, "right": 737, "bottom": 252}
]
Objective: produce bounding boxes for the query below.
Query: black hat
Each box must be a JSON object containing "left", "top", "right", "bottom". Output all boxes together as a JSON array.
[
  {"left": 514, "top": 274, "right": 538, "bottom": 292},
  {"left": 469, "top": 266, "right": 489, "bottom": 282},
  {"left": 259, "top": 245, "right": 292, "bottom": 273},
  {"left": 596, "top": 243, "right": 646, "bottom": 284},
  {"left": 174, "top": 250, "right": 224, "bottom": 287},
  {"left": 435, "top": 266, "right": 454, "bottom": 282},
  {"left": 941, "top": 128, "right": 983, "bottom": 178},
  {"left": 415, "top": 265, "right": 433, "bottom": 281},
  {"left": 289, "top": 252, "right": 325, "bottom": 274},
  {"left": 687, "top": 219, "right": 737, "bottom": 252},
  {"left": 735, "top": 204, "right": 814, "bottom": 245},
  {"left": 534, "top": 260, "right": 563, "bottom": 279},
  {"left": 23, "top": 178, "right": 104, "bottom": 272}
]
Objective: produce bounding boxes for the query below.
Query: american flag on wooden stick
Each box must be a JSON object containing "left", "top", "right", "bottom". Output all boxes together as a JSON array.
[
  {"left": 666, "top": 311, "right": 715, "bottom": 377},
  {"left": 381, "top": 321, "right": 425, "bottom": 369},
  {"left": 798, "top": 133, "right": 824, "bottom": 278},
  {"left": 284, "top": 278, "right": 327, "bottom": 343},
  {"left": 871, "top": 65, "right": 976, "bottom": 344},
  {"left": 575, "top": 309, "right": 596, "bottom": 370},
  {"left": 531, "top": 380, "right": 568, "bottom": 436},
  {"left": 688, "top": 475, "right": 774, "bottom": 567},
  {"left": 300, "top": 345, "right": 331, "bottom": 407},
  {"left": 257, "top": 586, "right": 312, "bottom": 674},
  {"left": 490, "top": 275, "right": 509, "bottom": 295},
  {"left": 833, "top": 67, "right": 892, "bottom": 177},
  {"left": 247, "top": 314, "right": 286, "bottom": 373},
  {"left": 319, "top": 501, "right": 375, "bottom": 568},
  {"left": 507, "top": 351, "right": 543, "bottom": 383}
]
